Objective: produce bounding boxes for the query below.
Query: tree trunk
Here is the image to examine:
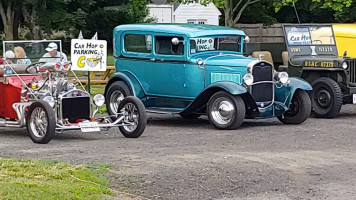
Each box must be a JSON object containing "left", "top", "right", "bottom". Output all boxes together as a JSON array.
[
  {"left": 224, "top": 0, "right": 234, "bottom": 27},
  {"left": 0, "top": 2, "right": 16, "bottom": 40},
  {"left": 22, "top": 3, "right": 42, "bottom": 40}
]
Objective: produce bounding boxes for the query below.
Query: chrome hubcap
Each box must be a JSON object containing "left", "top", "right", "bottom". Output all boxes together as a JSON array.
[
  {"left": 211, "top": 98, "right": 235, "bottom": 125},
  {"left": 121, "top": 102, "right": 139, "bottom": 132},
  {"left": 110, "top": 91, "right": 125, "bottom": 114},
  {"left": 30, "top": 107, "right": 48, "bottom": 138}
]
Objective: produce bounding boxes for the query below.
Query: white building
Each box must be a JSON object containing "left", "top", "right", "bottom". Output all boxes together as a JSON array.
[
  {"left": 147, "top": 4, "right": 174, "bottom": 23},
  {"left": 173, "top": 2, "right": 221, "bottom": 25},
  {"left": 147, "top": 1, "right": 221, "bottom": 26}
]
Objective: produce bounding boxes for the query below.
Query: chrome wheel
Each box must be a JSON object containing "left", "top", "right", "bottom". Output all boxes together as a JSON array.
[
  {"left": 121, "top": 102, "right": 139, "bottom": 132},
  {"left": 29, "top": 107, "right": 48, "bottom": 138},
  {"left": 210, "top": 98, "right": 235, "bottom": 125},
  {"left": 110, "top": 90, "right": 125, "bottom": 114}
]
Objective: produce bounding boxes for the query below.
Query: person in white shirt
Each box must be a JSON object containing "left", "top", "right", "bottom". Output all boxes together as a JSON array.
[{"left": 39, "top": 42, "right": 67, "bottom": 63}]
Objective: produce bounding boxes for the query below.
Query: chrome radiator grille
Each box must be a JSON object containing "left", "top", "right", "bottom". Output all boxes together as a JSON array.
[{"left": 251, "top": 63, "right": 273, "bottom": 102}]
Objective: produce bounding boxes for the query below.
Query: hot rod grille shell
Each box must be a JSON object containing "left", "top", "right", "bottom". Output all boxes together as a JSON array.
[
  {"left": 61, "top": 97, "right": 90, "bottom": 123},
  {"left": 251, "top": 63, "right": 273, "bottom": 102}
]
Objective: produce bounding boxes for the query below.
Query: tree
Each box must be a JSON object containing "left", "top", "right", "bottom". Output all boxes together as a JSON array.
[
  {"left": 174, "top": 0, "right": 262, "bottom": 27},
  {"left": 0, "top": 0, "right": 19, "bottom": 40},
  {"left": 274, "top": 0, "right": 353, "bottom": 16}
]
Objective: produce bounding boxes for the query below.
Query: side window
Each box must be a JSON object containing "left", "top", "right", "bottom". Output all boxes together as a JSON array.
[
  {"left": 124, "top": 34, "right": 152, "bottom": 53},
  {"left": 155, "top": 36, "right": 185, "bottom": 56}
]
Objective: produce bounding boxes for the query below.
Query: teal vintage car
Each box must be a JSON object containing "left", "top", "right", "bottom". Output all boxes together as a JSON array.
[{"left": 105, "top": 24, "right": 312, "bottom": 129}]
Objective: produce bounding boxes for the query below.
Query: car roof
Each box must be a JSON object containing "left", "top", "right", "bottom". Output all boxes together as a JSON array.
[{"left": 114, "top": 23, "right": 246, "bottom": 37}]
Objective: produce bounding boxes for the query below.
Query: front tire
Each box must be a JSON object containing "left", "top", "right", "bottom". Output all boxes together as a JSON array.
[
  {"left": 207, "top": 91, "right": 245, "bottom": 130},
  {"left": 106, "top": 81, "right": 132, "bottom": 118},
  {"left": 311, "top": 77, "right": 343, "bottom": 118},
  {"left": 278, "top": 89, "right": 311, "bottom": 124},
  {"left": 26, "top": 100, "right": 56, "bottom": 144},
  {"left": 118, "top": 96, "right": 147, "bottom": 138}
]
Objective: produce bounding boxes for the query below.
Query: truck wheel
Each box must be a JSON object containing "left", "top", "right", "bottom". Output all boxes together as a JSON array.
[
  {"left": 311, "top": 77, "right": 342, "bottom": 118},
  {"left": 26, "top": 100, "right": 56, "bottom": 144},
  {"left": 106, "top": 81, "right": 132, "bottom": 118},
  {"left": 278, "top": 90, "right": 311, "bottom": 124},
  {"left": 207, "top": 91, "right": 245, "bottom": 130},
  {"left": 118, "top": 96, "right": 147, "bottom": 138}
]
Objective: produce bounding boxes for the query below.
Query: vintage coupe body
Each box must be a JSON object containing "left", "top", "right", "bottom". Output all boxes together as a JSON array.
[
  {"left": 105, "top": 24, "right": 312, "bottom": 129},
  {"left": 284, "top": 25, "right": 356, "bottom": 118},
  {"left": 0, "top": 40, "right": 146, "bottom": 144}
]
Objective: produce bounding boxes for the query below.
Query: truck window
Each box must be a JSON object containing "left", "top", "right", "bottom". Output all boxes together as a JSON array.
[{"left": 124, "top": 34, "right": 152, "bottom": 53}]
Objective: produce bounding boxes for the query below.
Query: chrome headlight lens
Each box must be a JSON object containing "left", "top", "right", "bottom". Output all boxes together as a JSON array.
[
  {"left": 278, "top": 72, "right": 289, "bottom": 84},
  {"left": 93, "top": 94, "right": 105, "bottom": 107},
  {"left": 342, "top": 62, "right": 348, "bottom": 70},
  {"left": 197, "top": 58, "right": 203, "bottom": 65},
  {"left": 243, "top": 73, "right": 254, "bottom": 86},
  {"left": 43, "top": 96, "right": 55, "bottom": 108}
]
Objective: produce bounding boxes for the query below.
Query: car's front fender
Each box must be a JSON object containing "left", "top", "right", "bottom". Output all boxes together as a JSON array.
[
  {"left": 182, "top": 81, "right": 258, "bottom": 117},
  {"left": 275, "top": 77, "right": 312, "bottom": 108}
]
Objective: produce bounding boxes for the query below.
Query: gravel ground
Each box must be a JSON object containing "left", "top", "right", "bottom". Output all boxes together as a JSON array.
[{"left": 1, "top": 105, "right": 356, "bottom": 199}]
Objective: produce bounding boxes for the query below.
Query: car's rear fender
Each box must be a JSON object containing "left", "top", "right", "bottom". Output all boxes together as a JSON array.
[
  {"left": 182, "top": 81, "right": 259, "bottom": 117},
  {"left": 105, "top": 71, "right": 145, "bottom": 99}
]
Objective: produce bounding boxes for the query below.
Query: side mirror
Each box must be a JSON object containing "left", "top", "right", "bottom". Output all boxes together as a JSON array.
[
  {"left": 171, "top": 37, "right": 180, "bottom": 45},
  {"left": 244, "top": 36, "right": 250, "bottom": 43}
]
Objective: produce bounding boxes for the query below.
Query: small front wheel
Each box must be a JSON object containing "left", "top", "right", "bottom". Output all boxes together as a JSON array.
[
  {"left": 278, "top": 89, "right": 311, "bottom": 124},
  {"left": 118, "top": 96, "right": 147, "bottom": 138},
  {"left": 207, "top": 91, "right": 245, "bottom": 130},
  {"left": 26, "top": 100, "right": 56, "bottom": 144}
]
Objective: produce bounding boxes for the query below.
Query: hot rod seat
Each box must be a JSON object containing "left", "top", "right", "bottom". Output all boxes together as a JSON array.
[
  {"left": 278, "top": 51, "right": 289, "bottom": 72},
  {"left": 251, "top": 51, "right": 274, "bottom": 64},
  {"left": 0, "top": 64, "right": 31, "bottom": 77}
]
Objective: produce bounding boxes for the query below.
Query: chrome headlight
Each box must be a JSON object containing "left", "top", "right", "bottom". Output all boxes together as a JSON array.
[
  {"left": 197, "top": 58, "right": 203, "bottom": 65},
  {"left": 43, "top": 96, "right": 55, "bottom": 108},
  {"left": 278, "top": 72, "right": 289, "bottom": 84},
  {"left": 93, "top": 94, "right": 105, "bottom": 107},
  {"left": 243, "top": 73, "right": 254, "bottom": 86},
  {"left": 342, "top": 62, "right": 348, "bottom": 70}
]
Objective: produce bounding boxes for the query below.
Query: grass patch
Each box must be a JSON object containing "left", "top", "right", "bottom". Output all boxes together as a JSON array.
[{"left": 0, "top": 158, "right": 113, "bottom": 200}]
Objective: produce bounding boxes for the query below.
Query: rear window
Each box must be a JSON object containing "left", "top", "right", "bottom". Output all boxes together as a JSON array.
[{"left": 124, "top": 34, "right": 152, "bottom": 53}]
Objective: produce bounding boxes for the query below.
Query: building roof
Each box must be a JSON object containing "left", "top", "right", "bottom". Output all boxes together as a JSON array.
[
  {"left": 173, "top": 2, "right": 221, "bottom": 16},
  {"left": 114, "top": 23, "right": 245, "bottom": 37}
]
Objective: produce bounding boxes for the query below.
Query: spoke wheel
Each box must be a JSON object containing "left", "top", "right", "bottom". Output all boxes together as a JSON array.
[
  {"left": 26, "top": 100, "right": 56, "bottom": 144},
  {"left": 118, "top": 96, "right": 147, "bottom": 138},
  {"left": 106, "top": 81, "right": 132, "bottom": 120},
  {"left": 311, "top": 77, "right": 342, "bottom": 118},
  {"left": 207, "top": 91, "right": 245, "bottom": 130}
]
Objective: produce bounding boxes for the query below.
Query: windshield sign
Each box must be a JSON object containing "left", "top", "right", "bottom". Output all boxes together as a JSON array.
[
  {"left": 285, "top": 26, "right": 335, "bottom": 46},
  {"left": 190, "top": 36, "right": 241, "bottom": 54}
]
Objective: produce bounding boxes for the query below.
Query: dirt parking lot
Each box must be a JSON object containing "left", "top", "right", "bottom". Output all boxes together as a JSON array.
[{"left": 1, "top": 105, "right": 356, "bottom": 200}]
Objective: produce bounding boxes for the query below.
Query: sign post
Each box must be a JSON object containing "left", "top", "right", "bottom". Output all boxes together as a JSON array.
[{"left": 70, "top": 39, "right": 107, "bottom": 93}]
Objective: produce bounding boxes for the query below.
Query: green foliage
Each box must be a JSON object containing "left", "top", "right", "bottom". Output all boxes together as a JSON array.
[
  {"left": 0, "top": 158, "right": 113, "bottom": 199},
  {"left": 274, "top": 0, "right": 353, "bottom": 13}
]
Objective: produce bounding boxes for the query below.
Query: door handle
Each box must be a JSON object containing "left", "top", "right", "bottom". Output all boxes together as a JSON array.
[{"left": 150, "top": 58, "right": 155, "bottom": 62}]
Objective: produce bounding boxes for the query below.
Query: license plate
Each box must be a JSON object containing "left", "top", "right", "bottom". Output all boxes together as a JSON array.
[
  {"left": 353, "top": 94, "right": 356, "bottom": 104},
  {"left": 79, "top": 122, "right": 100, "bottom": 132}
]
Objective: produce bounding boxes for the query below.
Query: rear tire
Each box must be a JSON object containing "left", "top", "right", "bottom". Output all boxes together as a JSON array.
[
  {"left": 26, "top": 100, "right": 56, "bottom": 144},
  {"left": 106, "top": 81, "right": 132, "bottom": 118},
  {"left": 118, "top": 96, "right": 147, "bottom": 138},
  {"left": 207, "top": 91, "right": 245, "bottom": 130},
  {"left": 311, "top": 77, "right": 342, "bottom": 118},
  {"left": 278, "top": 90, "right": 311, "bottom": 124}
]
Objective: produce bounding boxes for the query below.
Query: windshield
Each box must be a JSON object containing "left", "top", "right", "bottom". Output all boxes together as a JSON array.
[
  {"left": 190, "top": 36, "right": 242, "bottom": 54},
  {"left": 285, "top": 26, "right": 335, "bottom": 46},
  {"left": 2, "top": 40, "right": 65, "bottom": 65}
]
